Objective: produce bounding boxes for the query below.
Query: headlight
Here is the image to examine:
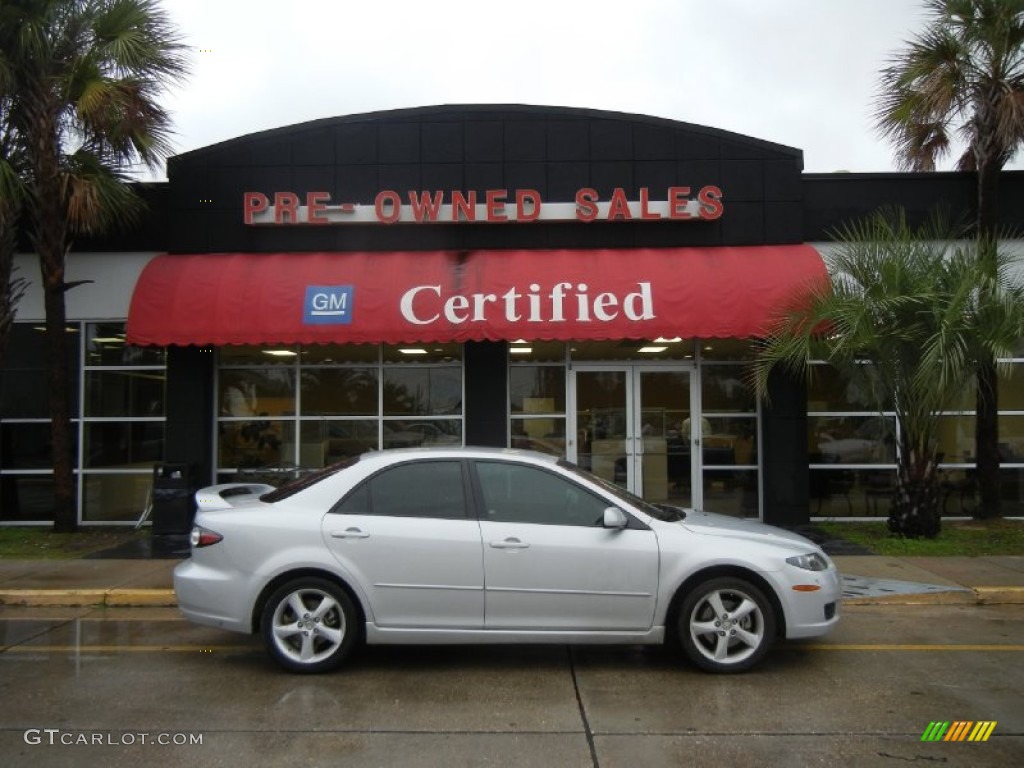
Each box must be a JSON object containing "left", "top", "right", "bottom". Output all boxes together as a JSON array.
[{"left": 786, "top": 552, "right": 830, "bottom": 572}]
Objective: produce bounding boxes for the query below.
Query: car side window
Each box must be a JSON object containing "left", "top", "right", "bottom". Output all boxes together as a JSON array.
[
  {"left": 332, "top": 460, "right": 467, "bottom": 519},
  {"left": 474, "top": 461, "right": 608, "bottom": 527}
]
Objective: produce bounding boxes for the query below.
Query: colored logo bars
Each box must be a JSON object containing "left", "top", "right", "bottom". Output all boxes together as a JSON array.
[{"left": 921, "top": 721, "right": 997, "bottom": 742}]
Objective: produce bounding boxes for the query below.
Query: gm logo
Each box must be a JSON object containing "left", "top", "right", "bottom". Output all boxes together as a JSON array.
[{"left": 304, "top": 285, "right": 354, "bottom": 325}]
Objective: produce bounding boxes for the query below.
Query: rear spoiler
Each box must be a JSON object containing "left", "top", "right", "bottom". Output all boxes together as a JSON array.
[{"left": 195, "top": 483, "right": 276, "bottom": 512}]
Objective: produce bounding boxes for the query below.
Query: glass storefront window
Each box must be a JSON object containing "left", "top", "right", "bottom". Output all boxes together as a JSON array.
[
  {"left": 807, "top": 363, "right": 892, "bottom": 411},
  {"left": 808, "top": 415, "right": 896, "bottom": 465},
  {"left": 218, "top": 420, "right": 296, "bottom": 470},
  {"left": 1000, "top": 363, "right": 1024, "bottom": 411},
  {"left": 83, "top": 422, "right": 164, "bottom": 469},
  {"left": 571, "top": 339, "right": 695, "bottom": 361},
  {"left": 85, "top": 370, "right": 165, "bottom": 417},
  {"left": 510, "top": 366, "right": 566, "bottom": 414},
  {"left": 0, "top": 475, "right": 65, "bottom": 523},
  {"left": 383, "top": 343, "right": 462, "bottom": 364},
  {"left": 301, "top": 368, "right": 378, "bottom": 416},
  {"left": 382, "top": 419, "right": 463, "bottom": 449},
  {"left": 82, "top": 473, "right": 152, "bottom": 523},
  {"left": 300, "top": 420, "right": 378, "bottom": 466},
  {"left": 509, "top": 341, "right": 566, "bottom": 362},
  {"left": 301, "top": 344, "right": 380, "bottom": 364},
  {"left": 383, "top": 368, "right": 462, "bottom": 416},
  {"left": 702, "top": 469, "right": 759, "bottom": 517},
  {"left": 0, "top": 325, "right": 79, "bottom": 418},
  {"left": 0, "top": 422, "right": 66, "bottom": 470},
  {"left": 1001, "top": 415, "right": 1024, "bottom": 463},
  {"left": 220, "top": 345, "right": 298, "bottom": 366},
  {"left": 216, "top": 344, "right": 464, "bottom": 476},
  {"left": 699, "top": 339, "right": 756, "bottom": 361},
  {"left": 809, "top": 468, "right": 896, "bottom": 518},
  {"left": 511, "top": 417, "right": 566, "bottom": 457},
  {"left": 86, "top": 323, "right": 164, "bottom": 366},
  {"left": 935, "top": 415, "right": 977, "bottom": 463},
  {"left": 702, "top": 366, "right": 756, "bottom": 413},
  {"left": 218, "top": 368, "right": 296, "bottom": 417},
  {"left": 703, "top": 417, "right": 758, "bottom": 466}
]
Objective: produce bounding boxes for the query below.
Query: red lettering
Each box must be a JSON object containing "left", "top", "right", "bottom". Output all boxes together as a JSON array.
[
  {"left": 607, "top": 188, "right": 632, "bottom": 220},
  {"left": 243, "top": 192, "right": 268, "bottom": 225},
  {"left": 274, "top": 192, "right": 300, "bottom": 224},
  {"left": 485, "top": 189, "right": 508, "bottom": 222},
  {"left": 408, "top": 190, "right": 444, "bottom": 222},
  {"left": 639, "top": 187, "right": 661, "bottom": 220},
  {"left": 375, "top": 190, "right": 401, "bottom": 224},
  {"left": 306, "top": 191, "right": 330, "bottom": 224},
  {"left": 452, "top": 190, "right": 477, "bottom": 222},
  {"left": 698, "top": 185, "right": 724, "bottom": 220},
  {"left": 575, "top": 188, "right": 599, "bottom": 222},
  {"left": 668, "top": 186, "right": 693, "bottom": 219},
  {"left": 516, "top": 189, "right": 541, "bottom": 222}
]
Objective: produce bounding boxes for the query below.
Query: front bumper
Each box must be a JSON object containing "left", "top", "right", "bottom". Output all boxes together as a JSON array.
[{"left": 778, "top": 564, "right": 843, "bottom": 639}]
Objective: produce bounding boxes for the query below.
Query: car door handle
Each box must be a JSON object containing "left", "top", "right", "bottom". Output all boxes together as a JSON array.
[
  {"left": 489, "top": 537, "right": 530, "bottom": 549},
  {"left": 330, "top": 528, "right": 370, "bottom": 539}
]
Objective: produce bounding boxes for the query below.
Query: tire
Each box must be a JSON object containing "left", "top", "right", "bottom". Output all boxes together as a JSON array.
[
  {"left": 260, "top": 577, "right": 358, "bottom": 673},
  {"left": 678, "top": 576, "right": 776, "bottom": 673}
]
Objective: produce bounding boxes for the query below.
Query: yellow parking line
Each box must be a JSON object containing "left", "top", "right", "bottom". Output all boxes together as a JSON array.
[
  {"left": 794, "top": 643, "right": 1024, "bottom": 651},
  {"left": 2, "top": 644, "right": 254, "bottom": 653}
]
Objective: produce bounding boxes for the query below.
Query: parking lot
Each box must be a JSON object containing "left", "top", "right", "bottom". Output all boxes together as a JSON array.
[{"left": 0, "top": 602, "right": 1021, "bottom": 767}]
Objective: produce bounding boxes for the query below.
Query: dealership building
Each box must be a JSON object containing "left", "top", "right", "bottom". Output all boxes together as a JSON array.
[{"left": 3, "top": 105, "right": 1023, "bottom": 527}]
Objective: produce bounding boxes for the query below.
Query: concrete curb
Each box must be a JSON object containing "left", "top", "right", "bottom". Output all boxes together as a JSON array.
[
  {"left": 0, "top": 589, "right": 177, "bottom": 608},
  {"left": 843, "top": 586, "right": 1024, "bottom": 606}
]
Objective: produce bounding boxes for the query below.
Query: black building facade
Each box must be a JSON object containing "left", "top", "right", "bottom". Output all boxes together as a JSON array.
[{"left": 3, "top": 105, "right": 1023, "bottom": 526}]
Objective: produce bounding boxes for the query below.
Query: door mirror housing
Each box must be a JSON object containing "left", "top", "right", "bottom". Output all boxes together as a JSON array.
[{"left": 603, "top": 507, "right": 629, "bottom": 530}]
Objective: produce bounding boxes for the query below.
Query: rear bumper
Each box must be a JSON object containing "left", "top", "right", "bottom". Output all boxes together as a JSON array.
[{"left": 173, "top": 559, "right": 252, "bottom": 634}]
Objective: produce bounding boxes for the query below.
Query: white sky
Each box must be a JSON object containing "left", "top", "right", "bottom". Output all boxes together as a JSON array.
[{"left": 152, "top": 0, "right": 1023, "bottom": 180}]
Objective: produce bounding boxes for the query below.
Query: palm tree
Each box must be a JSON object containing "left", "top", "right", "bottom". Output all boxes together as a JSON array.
[
  {"left": 0, "top": 55, "right": 26, "bottom": 365},
  {"left": 751, "top": 211, "right": 1024, "bottom": 538},
  {"left": 0, "top": 0, "right": 187, "bottom": 531},
  {"left": 875, "top": 0, "right": 1024, "bottom": 518}
]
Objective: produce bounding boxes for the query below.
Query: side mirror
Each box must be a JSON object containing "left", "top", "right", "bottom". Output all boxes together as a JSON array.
[{"left": 603, "top": 507, "right": 629, "bottom": 530}]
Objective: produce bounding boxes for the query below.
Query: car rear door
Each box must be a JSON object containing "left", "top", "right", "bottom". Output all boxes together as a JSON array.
[
  {"left": 322, "top": 458, "right": 484, "bottom": 629},
  {"left": 472, "top": 459, "right": 659, "bottom": 631}
]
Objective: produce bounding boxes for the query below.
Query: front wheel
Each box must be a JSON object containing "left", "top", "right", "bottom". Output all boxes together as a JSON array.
[
  {"left": 260, "top": 578, "right": 358, "bottom": 673},
  {"left": 678, "top": 577, "right": 776, "bottom": 673}
]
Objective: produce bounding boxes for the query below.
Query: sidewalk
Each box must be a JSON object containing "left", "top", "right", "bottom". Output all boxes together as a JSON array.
[{"left": 0, "top": 553, "right": 1022, "bottom": 607}]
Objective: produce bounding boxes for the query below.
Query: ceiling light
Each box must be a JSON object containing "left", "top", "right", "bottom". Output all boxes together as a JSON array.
[
  {"left": 653, "top": 337, "right": 683, "bottom": 343},
  {"left": 510, "top": 347, "right": 533, "bottom": 354},
  {"left": 262, "top": 349, "right": 298, "bottom": 357},
  {"left": 638, "top": 346, "right": 668, "bottom": 354},
  {"left": 398, "top": 348, "right": 428, "bottom": 355}
]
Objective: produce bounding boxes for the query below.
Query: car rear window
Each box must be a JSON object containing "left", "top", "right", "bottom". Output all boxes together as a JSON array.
[{"left": 260, "top": 456, "right": 361, "bottom": 503}]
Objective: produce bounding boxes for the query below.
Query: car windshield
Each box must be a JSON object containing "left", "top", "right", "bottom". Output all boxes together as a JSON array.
[
  {"left": 556, "top": 459, "right": 687, "bottom": 522},
  {"left": 260, "top": 456, "right": 361, "bottom": 503}
]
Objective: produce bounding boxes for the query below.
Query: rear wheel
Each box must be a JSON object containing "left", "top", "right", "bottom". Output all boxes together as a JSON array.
[
  {"left": 678, "top": 577, "right": 776, "bottom": 673},
  {"left": 260, "top": 578, "right": 358, "bottom": 673}
]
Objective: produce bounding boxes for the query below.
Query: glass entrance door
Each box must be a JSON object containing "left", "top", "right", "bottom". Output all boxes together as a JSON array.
[{"left": 571, "top": 366, "right": 696, "bottom": 506}]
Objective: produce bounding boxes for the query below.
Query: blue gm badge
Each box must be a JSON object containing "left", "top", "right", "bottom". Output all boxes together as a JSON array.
[{"left": 304, "top": 285, "right": 354, "bottom": 325}]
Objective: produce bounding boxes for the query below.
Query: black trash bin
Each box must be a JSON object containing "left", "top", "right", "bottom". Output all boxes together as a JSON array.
[{"left": 150, "top": 463, "right": 195, "bottom": 535}]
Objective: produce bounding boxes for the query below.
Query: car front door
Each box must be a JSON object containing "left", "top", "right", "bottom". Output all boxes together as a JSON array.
[
  {"left": 473, "top": 459, "right": 660, "bottom": 631},
  {"left": 322, "top": 459, "right": 484, "bottom": 629}
]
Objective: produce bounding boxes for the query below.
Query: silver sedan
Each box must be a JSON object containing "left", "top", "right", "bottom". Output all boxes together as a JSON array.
[{"left": 175, "top": 447, "right": 841, "bottom": 674}]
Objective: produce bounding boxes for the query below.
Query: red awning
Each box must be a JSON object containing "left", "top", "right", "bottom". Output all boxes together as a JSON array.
[{"left": 125, "top": 246, "right": 826, "bottom": 346}]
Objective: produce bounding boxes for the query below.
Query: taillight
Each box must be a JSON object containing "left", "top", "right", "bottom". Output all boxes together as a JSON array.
[{"left": 190, "top": 525, "right": 223, "bottom": 548}]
